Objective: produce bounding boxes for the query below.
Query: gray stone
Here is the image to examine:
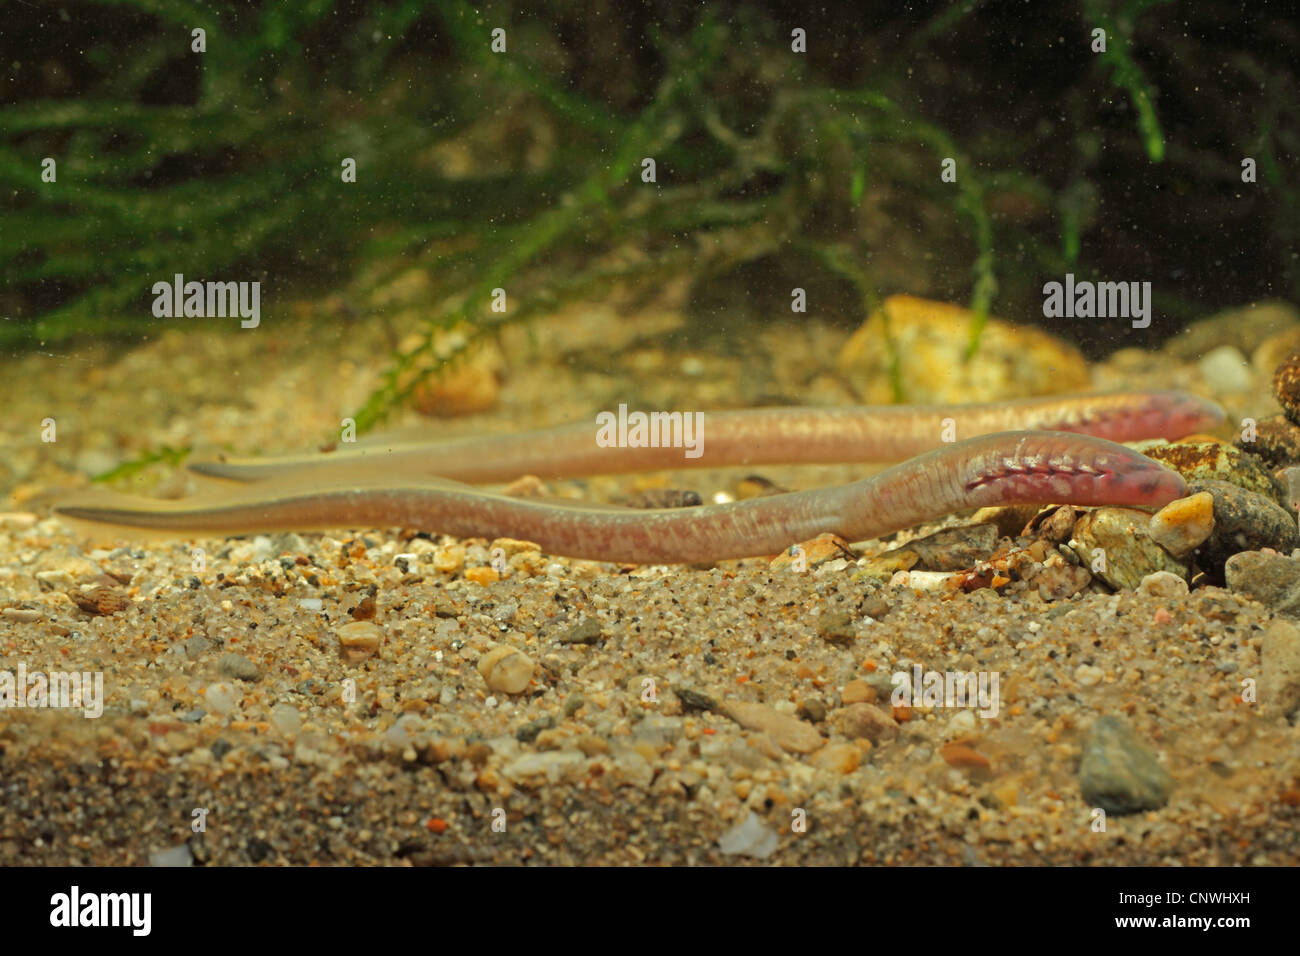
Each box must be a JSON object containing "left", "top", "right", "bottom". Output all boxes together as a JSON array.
[
  {"left": 816, "top": 609, "right": 856, "bottom": 646},
  {"left": 1260, "top": 618, "right": 1300, "bottom": 719},
  {"left": 674, "top": 687, "right": 718, "bottom": 713},
  {"left": 1192, "top": 480, "right": 1299, "bottom": 570},
  {"left": 562, "top": 617, "right": 603, "bottom": 644},
  {"left": 183, "top": 635, "right": 214, "bottom": 659},
  {"left": 1225, "top": 550, "right": 1300, "bottom": 619},
  {"left": 218, "top": 652, "right": 262, "bottom": 682},
  {"left": 1078, "top": 716, "right": 1173, "bottom": 815},
  {"left": 516, "top": 715, "right": 555, "bottom": 743}
]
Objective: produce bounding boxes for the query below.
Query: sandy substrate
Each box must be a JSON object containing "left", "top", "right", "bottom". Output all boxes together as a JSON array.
[{"left": 3, "top": 302, "right": 1299, "bottom": 865}]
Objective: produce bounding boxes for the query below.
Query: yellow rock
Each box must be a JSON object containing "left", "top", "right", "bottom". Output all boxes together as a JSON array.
[
  {"left": 840, "top": 679, "right": 876, "bottom": 705},
  {"left": 336, "top": 621, "right": 384, "bottom": 661},
  {"left": 810, "top": 743, "right": 862, "bottom": 775},
  {"left": 412, "top": 344, "right": 502, "bottom": 417},
  {"left": 838, "top": 295, "right": 1089, "bottom": 404},
  {"left": 464, "top": 565, "right": 500, "bottom": 586},
  {"left": 769, "top": 533, "right": 855, "bottom": 570},
  {"left": 1148, "top": 492, "right": 1215, "bottom": 559},
  {"left": 432, "top": 544, "right": 465, "bottom": 574},
  {"left": 1253, "top": 325, "right": 1300, "bottom": 378},
  {"left": 396, "top": 325, "right": 504, "bottom": 418}
]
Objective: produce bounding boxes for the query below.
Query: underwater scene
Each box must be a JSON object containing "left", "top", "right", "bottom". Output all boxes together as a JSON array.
[{"left": 1, "top": 0, "right": 1298, "bottom": 885}]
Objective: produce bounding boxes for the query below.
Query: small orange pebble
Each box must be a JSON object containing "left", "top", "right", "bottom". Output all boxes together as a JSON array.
[
  {"left": 892, "top": 704, "right": 912, "bottom": 722},
  {"left": 736, "top": 675, "right": 749, "bottom": 684},
  {"left": 464, "top": 566, "right": 500, "bottom": 586},
  {"left": 861, "top": 660, "right": 878, "bottom": 672},
  {"left": 940, "top": 742, "right": 991, "bottom": 769},
  {"left": 427, "top": 818, "right": 449, "bottom": 834},
  {"left": 701, "top": 728, "right": 716, "bottom": 735},
  {"left": 1153, "top": 607, "right": 1173, "bottom": 624}
]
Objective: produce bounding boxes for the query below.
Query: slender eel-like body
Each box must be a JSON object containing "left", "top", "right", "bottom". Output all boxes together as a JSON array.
[
  {"left": 57, "top": 431, "right": 1187, "bottom": 563},
  {"left": 187, "top": 390, "right": 1222, "bottom": 484}
]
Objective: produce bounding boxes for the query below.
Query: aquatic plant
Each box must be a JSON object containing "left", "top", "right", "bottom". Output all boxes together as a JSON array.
[{"left": 4, "top": 0, "right": 1295, "bottom": 426}]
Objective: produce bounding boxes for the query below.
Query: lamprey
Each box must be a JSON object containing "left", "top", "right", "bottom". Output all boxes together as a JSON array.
[
  {"left": 185, "top": 390, "right": 1222, "bottom": 484},
  {"left": 57, "top": 431, "right": 1187, "bottom": 564}
]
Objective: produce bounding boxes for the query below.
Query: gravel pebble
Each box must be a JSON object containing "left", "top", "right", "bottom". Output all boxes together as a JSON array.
[
  {"left": 1225, "top": 550, "right": 1300, "bottom": 618},
  {"left": 204, "top": 682, "right": 239, "bottom": 716},
  {"left": 1078, "top": 716, "right": 1173, "bottom": 815},
  {"left": 1259, "top": 618, "right": 1300, "bottom": 719},
  {"left": 720, "top": 701, "right": 823, "bottom": 753},
  {"left": 478, "top": 645, "right": 535, "bottom": 695},
  {"left": 833, "top": 703, "right": 900, "bottom": 742},
  {"left": 717, "top": 812, "right": 779, "bottom": 859},
  {"left": 218, "top": 652, "right": 262, "bottom": 682}
]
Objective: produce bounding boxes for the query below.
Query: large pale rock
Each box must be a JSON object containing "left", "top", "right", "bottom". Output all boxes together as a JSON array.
[{"left": 838, "top": 295, "right": 1089, "bottom": 404}]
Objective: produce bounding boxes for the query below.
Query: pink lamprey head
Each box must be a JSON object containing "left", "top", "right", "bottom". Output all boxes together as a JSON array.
[{"left": 963, "top": 431, "right": 1187, "bottom": 509}]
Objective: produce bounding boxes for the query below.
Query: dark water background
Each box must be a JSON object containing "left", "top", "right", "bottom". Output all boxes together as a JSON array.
[{"left": 2, "top": 0, "right": 1296, "bottom": 361}]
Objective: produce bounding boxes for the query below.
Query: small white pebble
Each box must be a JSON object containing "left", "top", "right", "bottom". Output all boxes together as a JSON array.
[
  {"left": 1074, "top": 664, "right": 1105, "bottom": 687},
  {"left": 947, "top": 710, "right": 978, "bottom": 736},
  {"left": 1138, "top": 570, "right": 1189, "bottom": 599},
  {"left": 270, "top": 703, "right": 302, "bottom": 739},
  {"left": 204, "top": 682, "right": 239, "bottom": 716}
]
